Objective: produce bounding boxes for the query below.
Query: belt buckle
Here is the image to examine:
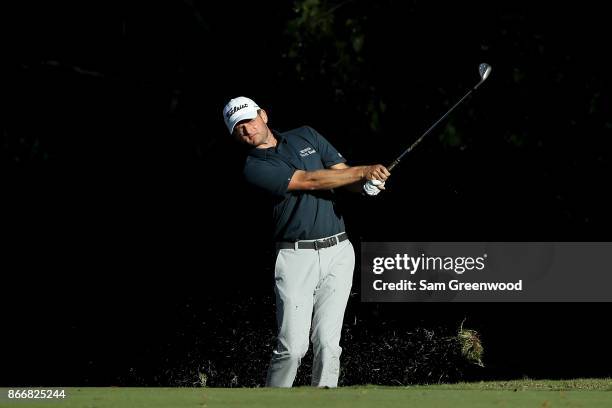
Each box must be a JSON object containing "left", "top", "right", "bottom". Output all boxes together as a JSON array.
[{"left": 313, "top": 240, "right": 320, "bottom": 250}]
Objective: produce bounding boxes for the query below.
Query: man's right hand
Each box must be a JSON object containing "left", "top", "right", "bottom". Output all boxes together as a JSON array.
[{"left": 363, "top": 164, "right": 391, "bottom": 183}]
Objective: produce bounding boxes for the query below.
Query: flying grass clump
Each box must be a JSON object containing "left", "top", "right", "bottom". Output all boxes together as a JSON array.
[
  {"left": 336, "top": 319, "right": 486, "bottom": 386},
  {"left": 458, "top": 319, "right": 484, "bottom": 367}
]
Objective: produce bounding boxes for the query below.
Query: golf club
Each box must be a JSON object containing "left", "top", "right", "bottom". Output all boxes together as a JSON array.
[{"left": 387, "top": 63, "right": 492, "bottom": 171}]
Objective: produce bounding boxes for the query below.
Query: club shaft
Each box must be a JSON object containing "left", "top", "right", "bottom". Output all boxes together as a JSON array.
[{"left": 388, "top": 80, "right": 483, "bottom": 171}]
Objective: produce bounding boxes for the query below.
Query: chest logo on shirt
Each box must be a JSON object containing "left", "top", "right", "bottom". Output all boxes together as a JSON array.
[{"left": 299, "top": 147, "right": 317, "bottom": 157}]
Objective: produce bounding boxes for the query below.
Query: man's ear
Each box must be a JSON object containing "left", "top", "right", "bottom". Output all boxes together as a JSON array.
[{"left": 259, "top": 109, "right": 268, "bottom": 124}]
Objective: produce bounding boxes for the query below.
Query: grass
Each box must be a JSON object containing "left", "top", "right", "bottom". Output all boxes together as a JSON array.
[{"left": 1, "top": 379, "right": 611, "bottom": 408}]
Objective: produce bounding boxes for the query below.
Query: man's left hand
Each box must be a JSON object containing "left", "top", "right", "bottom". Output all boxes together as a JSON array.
[{"left": 363, "top": 179, "right": 385, "bottom": 196}]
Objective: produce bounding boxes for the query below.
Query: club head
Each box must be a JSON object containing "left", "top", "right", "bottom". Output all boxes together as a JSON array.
[{"left": 479, "top": 63, "right": 492, "bottom": 81}]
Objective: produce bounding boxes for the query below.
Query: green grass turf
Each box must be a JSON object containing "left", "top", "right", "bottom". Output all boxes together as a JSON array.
[{"left": 2, "top": 379, "right": 611, "bottom": 408}]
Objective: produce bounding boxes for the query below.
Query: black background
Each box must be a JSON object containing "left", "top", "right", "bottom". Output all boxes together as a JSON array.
[{"left": 3, "top": 0, "right": 612, "bottom": 386}]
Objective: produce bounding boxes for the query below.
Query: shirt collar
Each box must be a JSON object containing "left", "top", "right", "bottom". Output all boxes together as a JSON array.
[{"left": 248, "top": 130, "right": 286, "bottom": 159}]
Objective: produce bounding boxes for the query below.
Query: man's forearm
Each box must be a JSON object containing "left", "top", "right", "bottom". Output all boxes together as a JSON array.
[{"left": 297, "top": 166, "right": 367, "bottom": 190}]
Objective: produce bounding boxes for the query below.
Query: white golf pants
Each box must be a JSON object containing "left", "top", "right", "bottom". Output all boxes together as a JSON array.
[{"left": 266, "top": 234, "right": 355, "bottom": 388}]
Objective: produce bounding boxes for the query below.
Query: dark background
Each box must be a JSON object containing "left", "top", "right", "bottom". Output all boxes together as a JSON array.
[{"left": 3, "top": 0, "right": 612, "bottom": 386}]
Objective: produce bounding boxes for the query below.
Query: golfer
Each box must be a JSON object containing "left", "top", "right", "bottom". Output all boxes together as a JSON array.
[{"left": 223, "top": 96, "right": 389, "bottom": 388}]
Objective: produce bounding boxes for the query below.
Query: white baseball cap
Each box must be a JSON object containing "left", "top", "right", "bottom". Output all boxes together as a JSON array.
[{"left": 223, "top": 96, "right": 260, "bottom": 134}]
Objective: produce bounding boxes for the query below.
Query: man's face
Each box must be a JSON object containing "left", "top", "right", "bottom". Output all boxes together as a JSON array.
[{"left": 233, "top": 110, "right": 270, "bottom": 147}]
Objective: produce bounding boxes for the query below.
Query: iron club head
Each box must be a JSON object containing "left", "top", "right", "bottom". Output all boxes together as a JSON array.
[{"left": 479, "top": 63, "right": 492, "bottom": 81}]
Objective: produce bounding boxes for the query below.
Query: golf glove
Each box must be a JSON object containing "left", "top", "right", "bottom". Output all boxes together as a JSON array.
[{"left": 363, "top": 179, "right": 385, "bottom": 196}]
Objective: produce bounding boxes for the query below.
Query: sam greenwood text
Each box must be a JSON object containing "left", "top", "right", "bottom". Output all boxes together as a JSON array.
[{"left": 373, "top": 280, "right": 523, "bottom": 291}]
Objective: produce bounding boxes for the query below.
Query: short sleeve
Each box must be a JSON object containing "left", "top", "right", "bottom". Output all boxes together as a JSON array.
[
  {"left": 307, "top": 127, "right": 347, "bottom": 167},
  {"left": 244, "top": 157, "right": 296, "bottom": 197}
]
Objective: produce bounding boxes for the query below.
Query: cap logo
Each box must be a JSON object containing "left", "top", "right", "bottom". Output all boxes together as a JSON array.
[{"left": 226, "top": 103, "right": 249, "bottom": 119}]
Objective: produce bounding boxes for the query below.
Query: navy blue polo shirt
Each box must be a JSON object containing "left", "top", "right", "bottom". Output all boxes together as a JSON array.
[{"left": 243, "top": 126, "right": 347, "bottom": 242}]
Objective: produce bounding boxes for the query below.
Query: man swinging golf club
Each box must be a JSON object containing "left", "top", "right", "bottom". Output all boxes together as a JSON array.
[
  {"left": 223, "top": 64, "right": 491, "bottom": 388},
  {"left": 224, "top": 96, "right": 389, "bottom": 388}
]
